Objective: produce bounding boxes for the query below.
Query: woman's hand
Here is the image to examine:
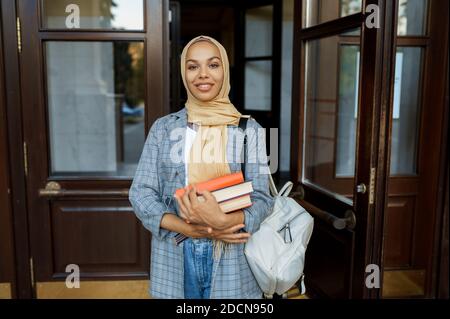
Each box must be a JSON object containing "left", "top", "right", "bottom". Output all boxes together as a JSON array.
[
  {"left": 207, "top": 224, "right": 250, "bottom": 244},
  {"left": 184, "top": 223, "right": 213, "bottom": 239},
  {"left": 185, "top": 223, "right": 250, "bottom": 244},
  {"left": 176, "top": 186, "right": 228, "bottom": 229}
]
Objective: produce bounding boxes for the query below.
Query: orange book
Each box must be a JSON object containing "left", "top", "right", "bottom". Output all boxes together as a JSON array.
[{"left": 174, "top": 171, "right": 244, "bottom": 198}]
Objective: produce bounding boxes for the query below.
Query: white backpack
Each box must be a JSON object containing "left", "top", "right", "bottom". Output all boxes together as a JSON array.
[{"left": 244, "top": 176, "right": 314, "bottom": 297}]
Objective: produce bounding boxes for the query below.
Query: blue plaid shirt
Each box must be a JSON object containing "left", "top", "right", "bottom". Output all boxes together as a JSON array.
[{"left": 129, "top": 107, "right": 274, "bottom": 298}]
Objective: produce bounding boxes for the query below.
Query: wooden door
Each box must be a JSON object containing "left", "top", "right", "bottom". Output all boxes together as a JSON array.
[
  {"left": 291, "top": 0, "right": 394, "bottom": 298},
  {"left": 381, "top": 0, "right": 449, "bottom": 298},
  {"left": 17, "top": 0, "right": 168, "bottom": 298}
]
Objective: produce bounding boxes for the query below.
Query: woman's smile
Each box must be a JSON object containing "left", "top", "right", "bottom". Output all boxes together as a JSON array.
[{"left": 195, "top": 82, "right": 214, "bottom": 92}]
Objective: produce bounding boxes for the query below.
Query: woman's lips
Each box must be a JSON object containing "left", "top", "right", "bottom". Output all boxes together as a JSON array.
[{"left": 195, "top": 83, "right": 213, "bottom": 92}]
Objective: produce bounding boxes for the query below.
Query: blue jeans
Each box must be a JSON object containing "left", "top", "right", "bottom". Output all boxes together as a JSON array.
[{"left": 183, "top": 238, "right": 214, "bottom": 299}]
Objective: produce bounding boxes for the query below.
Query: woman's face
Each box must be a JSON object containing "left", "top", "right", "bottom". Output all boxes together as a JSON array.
[{"left": 185, "top": 41, "right": 224, "bottom": 102}]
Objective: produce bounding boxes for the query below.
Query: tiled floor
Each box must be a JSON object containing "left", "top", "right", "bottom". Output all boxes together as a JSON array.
[
  {"left": 36, "top": 280, "right": 150, "bottom": 299},
  {"left": 382, "top": 269, "right": 425, "bottom": 298},
  {"left": 0, "top": 283, "right": 12, "bottom": 299},
  {"left": 14, "top": 271, "right": 424, "bottom": 299}
]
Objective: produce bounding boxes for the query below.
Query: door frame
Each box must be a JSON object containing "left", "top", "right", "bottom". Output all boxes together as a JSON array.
[
  {"left": 1, "top": 0, "right": 33, "bottom": 299},
  {"left": 290, "top": 0, "right": 397, "bottom": 298},
  {"left": 0, "top": 1, "right": 18, "bottom": 299},
  {"left": 416, "top": 0, "right": 449, "bottom": 297}
]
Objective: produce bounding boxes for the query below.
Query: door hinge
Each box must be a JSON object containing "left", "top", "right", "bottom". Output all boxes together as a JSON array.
[
  {"left": 369, "top": 167, "right": 376, "bottom": 204},
  {"left": 16, "top": 17, "right": 22, "bottom": 53},
  {"left": 23, "top": 141, "right": 28, "bottom": 177},
  {"left": 29, "top": 257, "right": 35, "bottom": 290}
]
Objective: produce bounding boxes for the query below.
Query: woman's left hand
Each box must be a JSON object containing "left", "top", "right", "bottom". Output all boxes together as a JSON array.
[{"left": 175, "top": 186, "right": 227, "bottom": 230}]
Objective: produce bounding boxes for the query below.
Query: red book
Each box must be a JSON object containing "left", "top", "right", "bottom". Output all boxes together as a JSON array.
[{"left": 174, "top": 171, "right": 244, "bottom": 198}]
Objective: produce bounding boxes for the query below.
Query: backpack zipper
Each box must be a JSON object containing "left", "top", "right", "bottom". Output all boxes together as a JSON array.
[
  {"left": 279, "top": 224, "right": 292, "bottom": 243},
  {"left": 277, "top": 210, "right": 305, "bottom": 243}
]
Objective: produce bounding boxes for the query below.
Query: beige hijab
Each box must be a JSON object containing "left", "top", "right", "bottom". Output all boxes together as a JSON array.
[{"left": 180, "top": 35, "right": 243, "bottom": 185}]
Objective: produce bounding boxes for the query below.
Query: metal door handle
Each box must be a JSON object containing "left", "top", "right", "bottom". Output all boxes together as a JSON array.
[{"left": 356, "top": 183, "right": 367, "bottom": 194}]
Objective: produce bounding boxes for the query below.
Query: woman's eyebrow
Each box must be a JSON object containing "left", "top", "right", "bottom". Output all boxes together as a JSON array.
[{"left": 186, "top": 56, "right": 221, "bottom": 63}]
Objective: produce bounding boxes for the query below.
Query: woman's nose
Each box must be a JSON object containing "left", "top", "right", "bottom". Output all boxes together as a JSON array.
[{"left": 199, "top": 65, "right": 209, "bottom": 78}]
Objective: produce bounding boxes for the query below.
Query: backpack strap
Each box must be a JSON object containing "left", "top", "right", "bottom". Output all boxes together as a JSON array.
[
  {"left": 278, "top": 181, "right": 293, "bottom": 197},
  {"left": 268, "top": 173, "right": 279, "bottom": 196},
  {"left": 239, "top": 117, "right": 279, "bottom": 197}
]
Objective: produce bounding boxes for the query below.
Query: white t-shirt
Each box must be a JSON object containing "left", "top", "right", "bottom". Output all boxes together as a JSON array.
[{"left": 184, "top": 125, "right": 197, "bottom": 186}]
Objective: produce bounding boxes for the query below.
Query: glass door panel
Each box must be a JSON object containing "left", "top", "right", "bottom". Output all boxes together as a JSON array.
[
  {"left": 303, "top": 0, "right": 362, "bottom": 28},
  {"left": 41, "top": 0, "right": 145, "bottom": 30},
  {"left": 303, "top": 29, "right": 360, "bottom": 203},
  {"left": 244, "top": 5, "right": 273, "bottom": 112},
  {"left": 45, "top": 41, "right": 145, "bottom": 177},
  {"left": 397, "top": 0, "right": 428, "bottom": 36},
  {"left": 389, "top": 47, "right": 424, "bottom": 176}
]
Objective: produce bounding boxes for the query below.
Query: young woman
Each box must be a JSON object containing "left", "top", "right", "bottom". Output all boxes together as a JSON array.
[{"left": 129, "top": 36, "right": 274, "bottom": 299}]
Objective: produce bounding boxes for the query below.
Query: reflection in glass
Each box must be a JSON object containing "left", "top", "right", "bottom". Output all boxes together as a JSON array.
[
  {"left": 336, "top": 46, "right": 359, "bottom": 177},
  {"left": 340, "top": 0, "right": 363, "bottom": 16},
  {"left": 245, "top": 61, "right": 272, "bottom": 111},
  {"left": 397, "top": 0, "right": 428, "bottom": 36},
  {"left": 46, "top": 41, "right": 145, "bottom": 177},
  {"left": 303, "top": 30, "right": 360, "bottom": 201},
  {"left": 303, "top": 0, "right": 362, "bottom": 28},
  {"left": 245, "top": 5, "right": 273, "bottom": 57},
  {"left": 390, "top": 47, "right": 423, "bottom": 175},
  {"left": 41, "top": 0, "right": 144, "bottom": 30}
]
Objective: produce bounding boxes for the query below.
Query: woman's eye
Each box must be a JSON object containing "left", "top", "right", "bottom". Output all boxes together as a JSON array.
[
  {"left": 188, "top": 65, "right": 198, "bottom": 70},
  {"left": 209, "top": 63, "right": 220, "bottom": 69}
]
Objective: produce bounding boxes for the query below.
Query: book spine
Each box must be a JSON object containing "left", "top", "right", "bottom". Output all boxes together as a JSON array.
[
  {"left": 221, "top": 201, "right": 252, "bottom": 213},
  {"left": 197, "top": 191, "right": 252, "bottom": 204},
  {"left": 174, "top": 171, "right": 244, "bottom": 198}
]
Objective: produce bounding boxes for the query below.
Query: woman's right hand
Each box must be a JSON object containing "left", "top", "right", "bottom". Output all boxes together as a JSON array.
[
  {"left": 186, "top": 223, "right": 250, "bottom": 244},
  {"left": 184, "top": 223, "right": 212, "bottom": 239}
]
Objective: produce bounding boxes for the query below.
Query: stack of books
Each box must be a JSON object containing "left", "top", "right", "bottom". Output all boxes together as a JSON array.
[{"left": 173, "top": 172, "right": 253, "bottom": 245}]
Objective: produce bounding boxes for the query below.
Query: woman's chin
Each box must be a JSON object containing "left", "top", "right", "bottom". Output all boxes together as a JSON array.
[{"left": 194, "top": 92, "right": 218, "bottom": 102}]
